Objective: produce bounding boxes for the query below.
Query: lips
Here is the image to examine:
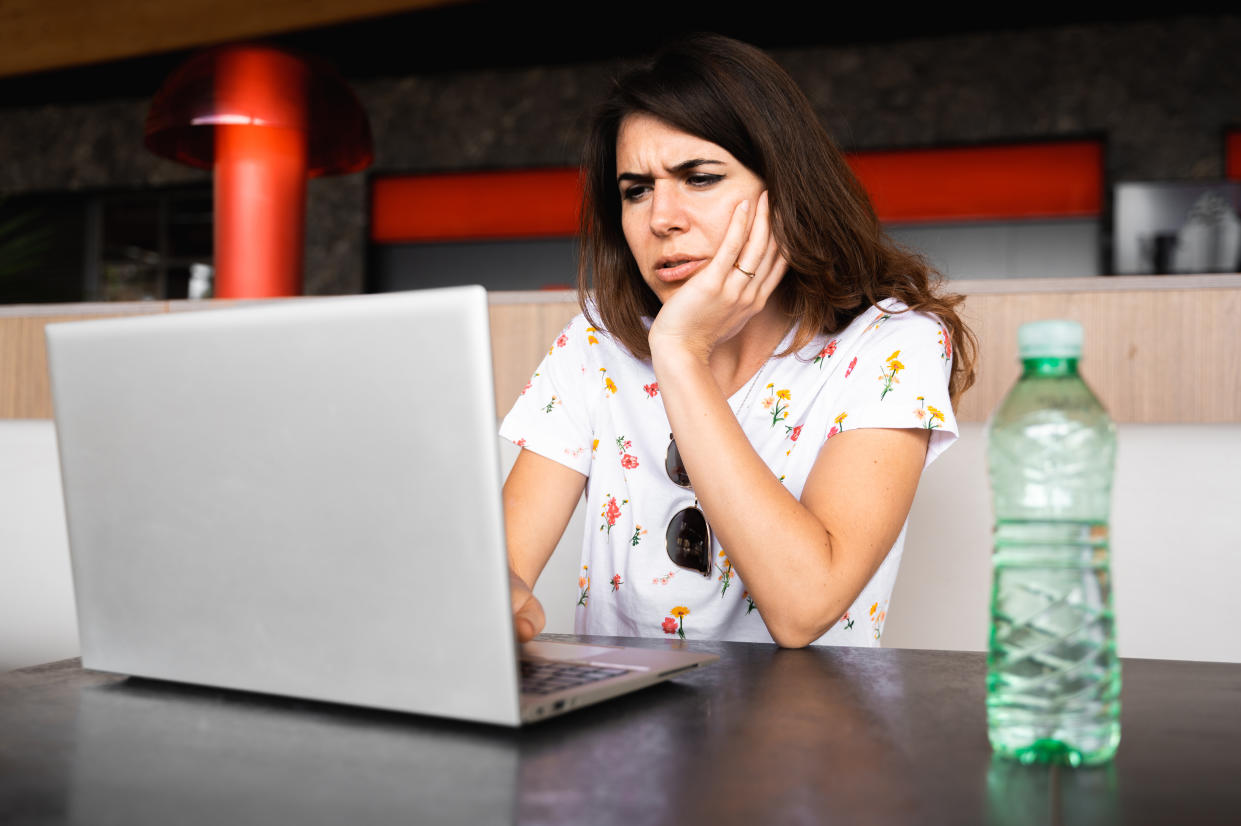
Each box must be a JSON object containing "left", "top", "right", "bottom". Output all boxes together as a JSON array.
[{"left": 654, "top": 256, "right": 707, "bottom": 282}]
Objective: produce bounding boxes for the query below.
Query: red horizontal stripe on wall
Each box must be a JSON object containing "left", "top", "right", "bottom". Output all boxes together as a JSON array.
[
  {"left": 1227, "top": 131, "right": 1241, "bottom": 180},
  {"left": 369, "top": 141, "right": 1104, "bottom": 242},
  {"left": 848, "top": 141, "right": 1103, "bottom": 223},
  {"left": 371, "top": 169, "right": 582, "bottom": 242}
]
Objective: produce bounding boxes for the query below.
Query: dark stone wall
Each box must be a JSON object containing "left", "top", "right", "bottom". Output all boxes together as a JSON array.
[
  {"left": 776, "top": 18, "right": 1241, "bottom": 180},
  {"left": 2, "top": 16, "right": 1238, "bottom": 295}
]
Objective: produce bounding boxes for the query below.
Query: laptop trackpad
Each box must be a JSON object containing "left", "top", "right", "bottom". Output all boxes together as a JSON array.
[{"left": 521, "top": 641, "right": 619, "bottom": 661}]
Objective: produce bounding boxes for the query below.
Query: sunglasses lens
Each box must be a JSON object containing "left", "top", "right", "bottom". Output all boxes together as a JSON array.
[
  {"left": 665, "top": 437, "right": 691, "bottom": 487},
  {"left": 666, "top": 507, "right": 711, "bottom": 575}
]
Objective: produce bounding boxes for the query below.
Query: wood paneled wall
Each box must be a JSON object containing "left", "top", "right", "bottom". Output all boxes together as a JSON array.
[
  {"left": 3, "top": 275, "right": 1238, "bottom": 423},
  {"left": 1, "top": 304, "right": 167, "bottom": 420},
  {"left": 953, "top": 279, "right": 1241, "bottom": 423}
]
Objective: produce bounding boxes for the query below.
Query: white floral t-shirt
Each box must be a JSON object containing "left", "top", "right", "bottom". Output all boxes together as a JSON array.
[{"left": 499, "top": 299, "right": 957, "bottom": 645}]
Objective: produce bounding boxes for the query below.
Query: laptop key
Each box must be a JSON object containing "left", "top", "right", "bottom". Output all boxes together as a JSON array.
[{"left": 520, "top": 660, "right": 630, "bottom": 695}]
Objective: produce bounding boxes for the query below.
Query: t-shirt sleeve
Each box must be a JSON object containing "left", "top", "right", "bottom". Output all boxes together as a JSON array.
[
  {"left": 498, "top": 315, "right": 596, "bottom": 476},
  {"left": 824, "top": 308, "right": 959, "bottom": 467}
]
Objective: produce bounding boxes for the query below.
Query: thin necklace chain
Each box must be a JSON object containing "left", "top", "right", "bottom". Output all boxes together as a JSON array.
[
  {"left": 733, "top": 321, "right": 793, "bottom": 418},
  {"left": 733, "top": 357, "right": 770, "bottom": 418}
]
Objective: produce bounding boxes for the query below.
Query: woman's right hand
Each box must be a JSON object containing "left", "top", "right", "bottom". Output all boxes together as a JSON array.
[
  {"left": 647, "top": 190, "right": 787, "bottom": 364},
  {"left": 510, "top": 569, "right": 546, "bottom": 643}
]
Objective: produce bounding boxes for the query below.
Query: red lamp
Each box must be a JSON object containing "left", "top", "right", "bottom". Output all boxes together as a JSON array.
[{"left": 145, "top": 45, "right": 373, "bottom": 297}]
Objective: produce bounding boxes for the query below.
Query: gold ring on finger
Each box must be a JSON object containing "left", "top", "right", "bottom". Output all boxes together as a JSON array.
[{"left": 735, "top": 263, "right": 756, "bottom": 278}]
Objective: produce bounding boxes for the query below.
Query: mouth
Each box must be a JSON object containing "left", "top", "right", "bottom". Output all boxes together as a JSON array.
[{"left": 653, "top": 256, "right": 707, "bottom": 282}]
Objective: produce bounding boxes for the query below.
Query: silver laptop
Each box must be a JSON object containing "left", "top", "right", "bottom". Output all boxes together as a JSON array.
[{"left": 46, "top": 286, "right": 716, "bottom": 726}]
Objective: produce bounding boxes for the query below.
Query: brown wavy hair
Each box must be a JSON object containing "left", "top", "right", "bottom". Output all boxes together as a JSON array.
[{"left": 579, "top": 34, "right": 975, "bottom": 402}]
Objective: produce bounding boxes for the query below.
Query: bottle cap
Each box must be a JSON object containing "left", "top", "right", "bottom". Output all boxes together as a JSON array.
[{"left": 1018, "top": 319, "right": 1083, "bottom": 359}]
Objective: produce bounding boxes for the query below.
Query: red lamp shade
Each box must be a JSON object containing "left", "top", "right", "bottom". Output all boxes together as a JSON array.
[{"left": 145, "top": 45, "right": 373, "bottom": 297}]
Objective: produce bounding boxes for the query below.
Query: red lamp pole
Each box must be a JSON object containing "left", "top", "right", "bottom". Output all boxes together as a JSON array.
[
  {"left": 212, "top": 49, "right": 309, "bottom": 297},
  {"left": 146, "top": 45, "right": 372, "bottom": 298}
]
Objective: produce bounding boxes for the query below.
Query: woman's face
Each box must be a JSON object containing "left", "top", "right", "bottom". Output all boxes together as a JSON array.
[{"left": 615, "top": 113, "right": 765, "bottom": 303}]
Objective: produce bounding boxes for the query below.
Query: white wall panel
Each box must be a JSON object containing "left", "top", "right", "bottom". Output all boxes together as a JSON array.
[
  {"left": 888, "top": 219, "right": 1100, "bottom": 279},
  {"left": 0, "top": 421, "right": 78, "bottom": 671}
]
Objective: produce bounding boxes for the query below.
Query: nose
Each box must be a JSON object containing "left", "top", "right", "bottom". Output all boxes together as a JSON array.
[{"left": 648, "top": 182, "right": 687, "bottom": 236}]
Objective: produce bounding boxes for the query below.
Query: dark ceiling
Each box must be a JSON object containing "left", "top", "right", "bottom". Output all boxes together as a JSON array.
[{"left": 0, "top": 2, "right": 1209, "bottom": 109}]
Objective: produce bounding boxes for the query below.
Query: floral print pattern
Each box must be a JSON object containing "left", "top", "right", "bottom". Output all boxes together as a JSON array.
[
  {"left": 599, "top": 495, "right": 626, "bottom": 534},
  {"left": 548, "top": 324, "right": 572, "bottom": 355},
  {"left": 615, "top": 435, "right": 639, "bottom": 471},
  {"left": 669, "top": 606, "right": 690, "bottom": 639},
  {"left": 716, "top": 551, "right": 735, "bottom": 597},
  {"left": 828, "top": 410, "right": 847, "bottom": 439},
  {"left": 814, "top": 339, "right": 838, "bottom": 368},
  {"left": 915, "top": 396, "right": 945, "bottom": 430},
  {"left": 865, "top": 314, "right": 892, "bottom": 334},
  {"left": 783, "top": 421, "right": 804, "bottom": 457},
  {"left": 869, "top": 601, "right": 887, "bottom": 640},
  {"left": 577, "top": 566, "right": 590, "bottom": 607},
  {"left": 878, "top": 350, "right": 904, "bottom": 400},
  {"left": 600, "top": 367, "right": 617, "bottom": 395},
  {"left": 762, "top": 384, "right": 792, "bottom": 427}
]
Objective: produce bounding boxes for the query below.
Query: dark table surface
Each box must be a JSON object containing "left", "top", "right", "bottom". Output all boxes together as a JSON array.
[{"left": 2, "top": 634, "right": 1239, "bottom": 826}]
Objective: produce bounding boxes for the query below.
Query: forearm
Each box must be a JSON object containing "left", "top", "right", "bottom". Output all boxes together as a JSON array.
[
  {"left": 652, "top": 347, "right": 846, "bottom": 647},
  {"left": 502, "top": 449, "right": 586, "bottom": 588},
  {"left": 502, "top": 449, "right": 586, "bottom": 642}
]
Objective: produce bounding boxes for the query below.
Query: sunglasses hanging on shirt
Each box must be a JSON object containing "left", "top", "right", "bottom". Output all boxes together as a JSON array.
[
  {"left": 664, "top": 433, "right": 713, "bottom": 577},
  {"left": 659, "top": 357, "right": 772, "bottom": 579}
]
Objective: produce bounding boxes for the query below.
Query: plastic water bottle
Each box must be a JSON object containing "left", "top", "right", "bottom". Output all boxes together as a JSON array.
[{"left": 986, "top": 320, "right": 1121, "bottom": 767}]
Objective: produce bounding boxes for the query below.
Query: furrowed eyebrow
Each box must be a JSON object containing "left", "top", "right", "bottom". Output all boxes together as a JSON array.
[
  {"left": 616, "top": 172, "right": 652, "bottom": 186},
  {"left": 669, "top": 158, "right": 725, "bottom": 174},
  {"left": 616, "top": 158, "right": 725, "bottom": 186}
]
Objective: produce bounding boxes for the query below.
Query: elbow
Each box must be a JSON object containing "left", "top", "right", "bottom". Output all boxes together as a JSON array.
[
  {"left": 759, "top": 534, "right": 847, "bottom": 648},
  {"left": 764, "top": 592, "right": 850, "bottom": 648},
  {"left": 765, "top": 614, "right": 835, "bottom": 649},
  {"left": 770, "top": 629, "right": 816, "bottom": 649}
]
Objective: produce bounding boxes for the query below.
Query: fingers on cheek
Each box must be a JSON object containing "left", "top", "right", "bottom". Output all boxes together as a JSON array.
[
  {"left": 720, "top": 275, "right": 745, "bottom": 305},
  {"left": 722, "top": 200, "right": 752, "bottom": 260},
  {"left": 753, "top": 193, "right": 771, "bottom": 236},
  {"left": 760, "top": 228, "right": 780, "bottom": 263},
  {"left": 761, "top": 245, "right": 781, "bottom": 276},
  {"left": 759, "top": 259, "right": 787, "bottom": 301}
]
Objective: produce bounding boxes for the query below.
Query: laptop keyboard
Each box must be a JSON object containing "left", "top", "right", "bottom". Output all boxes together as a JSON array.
[{"left": 519, "top": 660, "right": 631, "bottom": 695}]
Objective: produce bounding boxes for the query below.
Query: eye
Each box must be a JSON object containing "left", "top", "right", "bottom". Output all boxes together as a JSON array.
[
  {"left": 687, "top": 173, "right": 723, "bottom": 187},
  {"left": 621, "top": 184, "right": 651, "bottom": 202}
]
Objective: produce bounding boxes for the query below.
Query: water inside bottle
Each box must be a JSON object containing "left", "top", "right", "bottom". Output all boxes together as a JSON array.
[{"left": 987, "top": 519, "right": 1122, "bottom": 766}]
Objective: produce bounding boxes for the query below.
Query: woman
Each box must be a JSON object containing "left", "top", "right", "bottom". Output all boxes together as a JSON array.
[{"left": 501, "top": 34, "right": 974, "bottom": 648}]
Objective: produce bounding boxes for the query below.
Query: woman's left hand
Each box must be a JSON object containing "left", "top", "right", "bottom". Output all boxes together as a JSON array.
[{"left": 648, "top": 190, "right": 787, "bottom": 362}]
